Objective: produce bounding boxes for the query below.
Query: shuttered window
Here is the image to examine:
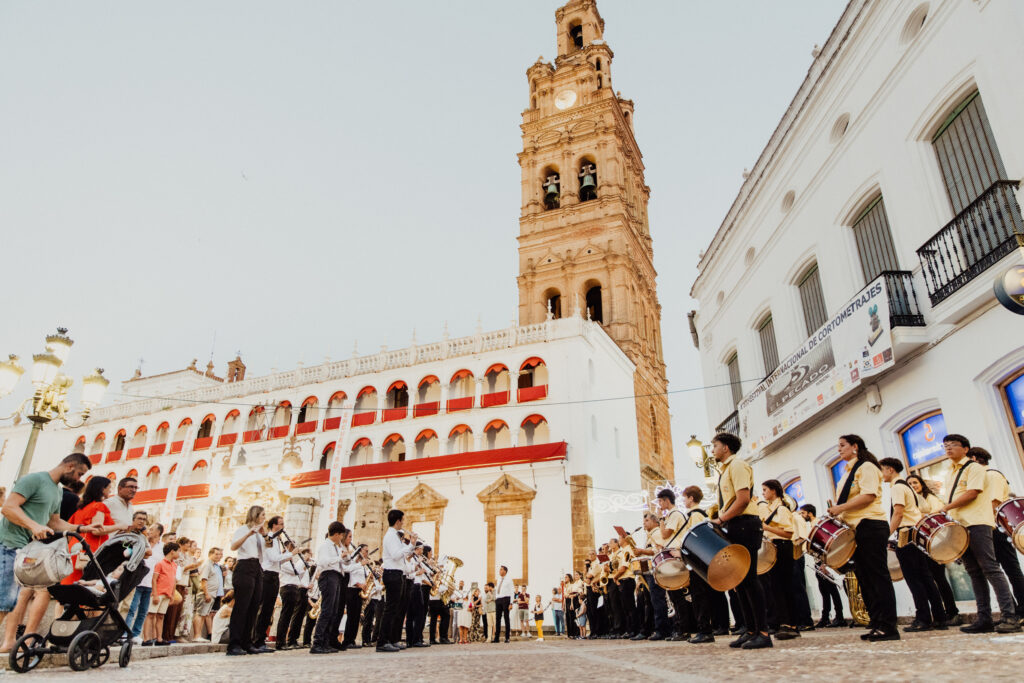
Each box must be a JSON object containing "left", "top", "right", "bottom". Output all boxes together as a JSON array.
[
  {"left": 758, "top": 315, "right": 779, "bottom": 376},
  {"left": 726, "top": 353, "right": 742, "bottom": 408},
  {"left": 852, "top": 196, "right": 900, "bottom": 282},
  {"left": 798, "top": 265, "right": 827, "bottom": 336},
  {"left": 933, "top": 91, "right": 1007, "bottom": 215}
]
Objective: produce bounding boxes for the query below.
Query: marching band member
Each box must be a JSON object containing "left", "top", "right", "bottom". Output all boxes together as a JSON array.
[
  {"left": 227, "top": 506, "right": 267, "bottom": 656},
  {"left": 879, "top": 458, "right": 947, "bottom": 632},
  {"left": 680, "top": 485, "right": 717, "bottom": 643},
  {"left": 252, "top": 516, "right": 291, "bottom": 651},
  {"left": 939, "top": 435, "right": 1020, "bottom": 633},
  {"left": 787, "top": 499, "right": 813, "bottom": 630},
  {"left": 709, "top": 432, "right": 772, "bottom": 650},
  {"left": 310, "top": 521, "right": 348, "bottom": 654},
  {"left": 828, "top": 434, "right": 899, "bottom": 642},
  {"left": 605, "top": 537, "right": 627, "bottom": 638},
  {"left": 907, "top": 474, "right": 961, "bottom": 625},
  {"left": 655, "top": 489, "right": 692, "bottom": 641},
  {"left": 408, "top": 545, "right": 432, "bottom": 647},
  {"left": 633, "top": 511, "right": 669, "bottom": 640},
  {"left": 611, "top": 533, "right": 639, "bottom": 639},
  {"left": 798, "top": 505, "right": 845, "bottom": 628},
  {"left": 428, "top": 553, "right": 452, "bottom": 645},
  {"left": 340, "top": 544, "right": 370, "bottom": 648},
  {"left": 759, "top": 480, "right": 800, "bottom": 640},
  {"left": 276, "top": 542, "right": 308, "bottom": 650},
  {"left": 583, "top": 551, "right": 602, "bottom": 638},
  {"left": 968, "top": 447, "right": 1024, "bottom": 616},
  {"left": 377, "top": 509, "right": 415, "bottom": 653},
  {"left": 362, "top": 560, "right": 384, "bottom": 647}
]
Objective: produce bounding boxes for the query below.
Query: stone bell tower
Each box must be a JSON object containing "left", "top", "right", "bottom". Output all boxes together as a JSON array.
[{"left": 516, "top": 0, "right": 674, "bottom": 489}]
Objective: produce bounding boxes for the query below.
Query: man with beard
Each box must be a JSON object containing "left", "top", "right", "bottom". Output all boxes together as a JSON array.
[{"left": 1, "top": 453, "right": 100, "bottom": 653}]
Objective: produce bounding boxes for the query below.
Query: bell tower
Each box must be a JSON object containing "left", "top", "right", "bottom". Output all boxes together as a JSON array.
[{"left": 517, "top": 0, "right": 674, "bottom": 487}]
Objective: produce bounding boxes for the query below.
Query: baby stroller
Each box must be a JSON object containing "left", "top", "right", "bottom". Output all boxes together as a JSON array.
[{"left": 9, "top": 531, "right": 149, "bottom": 673}]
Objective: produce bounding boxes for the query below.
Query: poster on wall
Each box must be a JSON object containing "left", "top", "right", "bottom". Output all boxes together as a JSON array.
[{"left": 739, "top": 276, "right": 895, "bottom": 454}]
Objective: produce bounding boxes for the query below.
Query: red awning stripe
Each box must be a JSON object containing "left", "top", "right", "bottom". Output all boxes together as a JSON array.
[
  {"left": 323, "top": 442, "right": 336, "bottom": 454},
  {"left": 146, "top": 466, "right": 160, "bottom": 476},
  {"left": 156, "top": 422, "right": 169, "bottom": 431},
  {"left": 418, "top": 375, "right": 439, "bottom": 387},
  {"left": 520, "top": 357, "right": 545, "bottom": 370},
  {"left": 352, "top": 437, "right": 372, "bottom": 449},
  {"left": 357, "top": 386, "right": 377, "bottom": 398},
  {"left": 192, "top": 460, "right": 208, "bottom": 470},
  {"left": 383, "top": 433, "right": 404, "bottom": 446},
  {"left": 484, "top": 419, "right": 508, "bottom": 432},
  {"left": 301, "top": 396, "right": 318, "bottom": 407},
  {"left": 485, "top": 363, "right": 508, "bottom": 376},
  {"left": 133, "top": 426, "right": 147, "bottom": 436},
  {"left": 178, "top": 418, "right": 192, "bottom": 427},
  {"left": 450, "top": 369, "right": 473, "bottom": 382},
  {"left": 337, "top": 441, "right": 567, "bottom": 483},
  {"left": 448, "top": 424, "right": 471, "bottom": 438},
  {"left": 387, "top": 381, "right": 408, "bottom": 393},
  {"left": 329, "top": 391, "right": 347, "bottom": 403},
  {"left": 415, "top": 429, "right": 437, "bottom": 442},
  {"left": 521, "top": 414, "right": 547, "bottom": 427}
]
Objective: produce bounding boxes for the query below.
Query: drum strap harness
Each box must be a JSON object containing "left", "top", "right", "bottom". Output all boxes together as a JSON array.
[
  {"left": 947, "top": 461, "right": 975, "bottom": 504},
  {"left": 836, "top": 460, "right": 865, "bottom": 505}
]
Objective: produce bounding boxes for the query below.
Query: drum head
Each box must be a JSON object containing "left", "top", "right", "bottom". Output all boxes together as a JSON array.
[
  {"left": 825, "top": 528, "right": 856, "bottom": 569},
  {"left": 653, "top": 560, "right": 690, "bottom": 591},
  {"left": 706, "top": 543, "right": 751, "bottom": 592},
  {"left": 756, "top": 540, "right": 777, "bottom": 575},
  {"left": 887, "top": 549, "right": 903, "bottom": 582},
  {"left": 929, "top": 523, "right": 969, "bottom": 564},
  {"left": 1013, "top": 527, "right": 1024, "bottom": 556}
]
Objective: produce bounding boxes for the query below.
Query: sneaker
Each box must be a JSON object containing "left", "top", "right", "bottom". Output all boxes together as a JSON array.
[
  {"left": 903, "top": 621, "right": 931, "bottom": 633},
  {"left": 995, "top": 620, "right": 1022, "bottom": 634},
  {"left": 688, "top": 633, "right": 715, "bottom": 644},
  {"left": 191, "top": 637, "right": 210, "bottom": 643},
  {"left": 536, "top": 637, "right": 544, "bottom": 642},
  {"left": 131, "top": 636, "right": 143, "bottom": 645},
  {"left": 729, "top": 632, "right": 754, "bottom": 649},
  {"left": 961, "top": 620, "right": 995, "bottom": 634},
  {"left": 741, "top": 633, "right": 773, "bottom": 649}
]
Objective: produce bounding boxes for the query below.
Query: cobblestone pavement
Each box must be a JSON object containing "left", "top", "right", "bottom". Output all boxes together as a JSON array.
[{"left": 24, "top": 629, "right": 1024, "bottom": 682}]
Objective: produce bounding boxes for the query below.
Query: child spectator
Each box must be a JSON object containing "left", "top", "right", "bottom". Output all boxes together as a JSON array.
[{"left": 146, "top": 542, "right": 180, "bottom": 646}]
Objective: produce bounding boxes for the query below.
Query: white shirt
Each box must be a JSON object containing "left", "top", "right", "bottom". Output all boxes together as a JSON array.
[
  {"left": 280, "top": 555, "right": 306, "bottom": 587},
  {"left": 232, "top": 526, "right": 263, "bottom": 561},
  {"left": 139, "top": 540, "right": 162, "bottom": 589},
  {"left": 381, "top": 527, "right": 413, "bottom": 570},
  {"left": 495, "top": 574, "right": 513, "bottom": 599},
  {"left": 261, "top": 537, "right": 292, "bottom": 573},
  {"left": 105, "top": 495, "right": 135, "bottom": 527},
  {"left": 316, "top": 538, "right": 343, "bottom": 574},
  {"left": 347, "top": 562, "right": 368, "bottom": 586},
  {"left": 403, "top": 556, "right": 417, "bottom": 580}
]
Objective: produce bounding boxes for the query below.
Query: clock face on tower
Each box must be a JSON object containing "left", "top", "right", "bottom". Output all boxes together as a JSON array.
[{"left": 554, "top": 89, "right": 577, "bottom": 110}]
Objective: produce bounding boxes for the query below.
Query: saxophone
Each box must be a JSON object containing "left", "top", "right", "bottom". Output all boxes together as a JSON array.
[
  {"left": 843, "top": 572, "right": 870, "bottom": 626},
  {"left": 361, "top": 563, "right": 382, "bottom": 600}
]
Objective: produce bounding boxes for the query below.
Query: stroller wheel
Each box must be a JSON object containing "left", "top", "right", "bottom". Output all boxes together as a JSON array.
[
  {"left": 68, "top": 631, "right": 101, "bottom": 671},
  {"left": 95, "top": 645, "right": 111, "bottom": 668},
  {"left": 118, "top": 639, "right": 133, "bottom": 668},
  {"left": 9, "top": 633, "right": 45, "bottom": 673}
]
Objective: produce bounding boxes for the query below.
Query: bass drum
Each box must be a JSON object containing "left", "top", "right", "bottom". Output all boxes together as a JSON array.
[
  {"left": 652, "top": 549, "right": 689, "bottom": 590},
  {"left": 680, "top": 521, "right": 750, "bottom": 592},
  {"left": 756, "top": 537, "right": 777, "bottom": 575},
  {"left": 915, "top": 512, "right": 968, "bottom": 564},
  {"left": 996, "top": 497, "right": 1024, "bottom": 554}
]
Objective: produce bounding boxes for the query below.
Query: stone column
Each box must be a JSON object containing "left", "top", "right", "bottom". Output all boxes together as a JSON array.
[
  {"left": 285, "top": 496, "right": 318, "bottom": 544},
  {"left": 354, "top": 491, "right": 393, "bottom": 554},
  {"left": 177, "top": 505, "right": 208, "bottom": 546},
  {"left": 569, "top": 474, "right": 595, "bottom": 574}
]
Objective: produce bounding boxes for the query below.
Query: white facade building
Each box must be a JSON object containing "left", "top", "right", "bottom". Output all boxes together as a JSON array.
[
  {"left": 691, "top": 0, "right": 1024, "bottom": 611},
  {"left": 0, "top": 315, "right": 640, "bottom": 592}
]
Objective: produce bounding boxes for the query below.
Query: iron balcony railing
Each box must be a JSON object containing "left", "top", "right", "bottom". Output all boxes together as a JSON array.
[
  {"left": 716, "top": 409, "right": 739, "bottom": 435},
  {"left": 917, "top": 180, "right": 1024, "bottom": 305},
  {"left": 879, "top": 270, "right": 925, "bottom": 327}
]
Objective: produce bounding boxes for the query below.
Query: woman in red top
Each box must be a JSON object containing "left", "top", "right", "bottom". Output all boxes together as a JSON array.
[{"left": 62, "top": 476, "right": 129, "bottom": 584}]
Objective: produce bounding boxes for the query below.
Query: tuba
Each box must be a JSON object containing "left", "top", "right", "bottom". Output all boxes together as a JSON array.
[
  {"left": 843, "top": 572, "right": 870, "bottom": 626},
  {"left": 432, "top": 556, "right": 463, "bottom": 604}
]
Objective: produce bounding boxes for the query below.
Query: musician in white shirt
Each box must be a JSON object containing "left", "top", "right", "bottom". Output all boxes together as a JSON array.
[
  {"left": 376, "top": 509, "right": 415, "bottom": 652},
  {"left": 310, "top": 521, "right": 348, "bottom": 654},
  {"left": 276, "top": 542, "right": 309, "bottom": 650},
  {"left": 428, "top": 548, "right": 452, "bottom": 644},
  {"left": 340, "top": 543, "right": 371, "bottom": 648},
  {"left": 226, "top": 505, "right": 267, "bottom": 656},
  {"left": 253, "top": 516, "right": 292, "bottom": 651},
  {"left": 492, "top": 565, "right": 514, "bottom": 642},
  {"left": 362, "top": 561, "right": 384, "bottom": 647}
]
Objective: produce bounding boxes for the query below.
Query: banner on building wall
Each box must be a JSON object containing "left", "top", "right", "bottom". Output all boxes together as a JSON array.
[
  {"left": 327, "top": 408, "right": 353, "bottom": 523},
  {"left": 739, "top": 277, "right": 895, "bottom": 454}
]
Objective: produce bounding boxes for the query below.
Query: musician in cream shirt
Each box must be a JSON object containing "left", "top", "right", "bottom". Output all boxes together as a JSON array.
[
  {"left": 759, "top": 480, "right": 799, "bottom": 640},
  {"left": 633, "top": 511, "right": 669, "bottom": 640},
  {"left": 655, "top": 488, "right": 695, "bottom": 642},
  {"left": 967, "top": 447, "right": 1024, "bottom": 616}
]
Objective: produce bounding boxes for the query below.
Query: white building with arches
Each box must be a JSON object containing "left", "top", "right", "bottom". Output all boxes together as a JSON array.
[{"left": 690, "top": 0, "right": 1024, "bottom": 612}]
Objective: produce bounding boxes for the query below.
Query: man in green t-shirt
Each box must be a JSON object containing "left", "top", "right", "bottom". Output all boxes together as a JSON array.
[{"left": 1, "top": 452, "right": 99, "bottom": 653}]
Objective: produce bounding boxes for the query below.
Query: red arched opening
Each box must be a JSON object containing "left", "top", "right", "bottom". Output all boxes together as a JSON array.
[
  {"left": 414, "top": 376, "right": 441, "bottom": 417},
  {"left": 324, "top": 391, "right": 348, "bottom": 430},
  {"left": 447, "top": 424, "right": 473, "bottom": 454},
  {"left": 296, "top": 396, "right": 319, "bottom": 434},
  {"left": 414, "top": 429, "right": 439, "bottom": 459},
  {"left": 518, "top": 357, "right": 549, "bottom": 402},
  {"left": 519, "top": 414, "right": 550, "bottom": 446},
  {"left": 482, "top": 364, "right": 510, "bottom": 407},
  {"left": 484, "top": 419, "right": 510, "bottom": 450},
  {"left": 353, "top": 387, "right": 378, "bottom": 426},
  {"left": 447, "top": 370, "right": 475, "bottom": 412},
  {"left": 219, "top": 409, "right": 241, "bottom": 446}
]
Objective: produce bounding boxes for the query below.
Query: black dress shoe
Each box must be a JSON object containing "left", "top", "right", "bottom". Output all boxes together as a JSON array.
[
  {"left": 729, "top": 632, "right": 754, "bottom": 648},
  {"left": 775, "top": 627, "right": 800, "bottom": 640},
  {"left": 828, "top": 618, "right": 846, "bottom": 628},
  {"left": 741, "top": 633, "right": 773, "bottom": 649},
  {"left": 815, "top": 617, "right": 830, "bottom": 628},
  {"left": 860, "top": 630, "right": 878, "bottom": 641},
  {"left": 310, "top": 646, "right": 334, "bottom": 654},
  {"left": 647, "top": 632, "right": 665, "bottom": 641},
  {"left": 630, "top": 633, "right": 647, "bottom": 641},
  {"left": 798, "top": 624, "right": 814, "bottom": 631},
  {"left": 491, "top": 638, "right": 499, "bottom": 643},
  {"left": 688, "top": 633, "right": 715, "bottom": 644},
  {"left": 961, "top": 620, "right": 994, "bottom": 633},
  {"left": 729, "top": 625, "right": 744, "bottom": 634},
  {"left": 226, "top": 646, "right": 249, "bottom": 656},
  {"left": 439, "top": 639, "right": 452, "bottom": 644},
  {"left": 712, "top": 628, "right": 729, "bottom": 636},
  {"left": 865, "top": 630, "right": 900, "bottom": 642},
  {"left": 903, "top": 621, "right": 931, "bottom": 632},
  {"left": 247, "top": 646, "right": 272, "bottom": 654},
  {"left": 376, "top": 644, "right": 400, "bottom": 653},
  {"left": 413, "top": 642, "right": 430, "bottom": 648},
  {"left": 945, "top": 614, "right": 963, "bottom": 627}
]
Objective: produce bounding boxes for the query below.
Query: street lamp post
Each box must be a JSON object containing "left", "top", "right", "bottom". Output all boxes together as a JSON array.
[
  {"left": 0, "top": 328, "right": 109, "bottom": 479},
  {"left": 686, "top": 434, "right": 718, "bottom": 494}
]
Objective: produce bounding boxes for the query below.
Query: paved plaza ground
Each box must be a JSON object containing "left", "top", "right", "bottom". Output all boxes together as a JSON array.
[{"left": 14, "top": 627, "right": 1024, "bottom": 682}]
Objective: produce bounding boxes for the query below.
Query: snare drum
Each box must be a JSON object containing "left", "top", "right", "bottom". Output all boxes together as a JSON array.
[
  {"left": 756, "top": 537, "right": 777, "bottom": 575},
  {"left": 807, "top": 517, "right": 856, "bottom": 569},
  {"left": 996, "top": 497, "right": 1024, "bottom": 554},
  {"left": 886, "top": 540, "right": 903, "bottom": 582},
  {"left": 680, "top": 521, "right": 750, "bottom": 592},
  {"left": 652, "top": 549, "right": 690, "bottom": 590},
  {"left": 915, "top": 512, "right": 968, "bottom": 564}
]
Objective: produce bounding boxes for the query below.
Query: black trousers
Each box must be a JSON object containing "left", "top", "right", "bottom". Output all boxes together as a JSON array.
[
  {"left": 312, "top": 571, "right": 343, "bottom": 649},
  {"left": 852, "top": 519, "right": 897, "bottom": 633},
  {"left": 428, "top": 598, "right": 449, "bottom": 642},
  {"left": 895, "top": 542, "right": 945, "bottom": 625},
  {"left": 341, "top": 583, "right": 363, "bottom": 645},
  {"left": 378, "top": 569, "right": 406, "bottom": 646},
  {"left": 618, "top": 578, "right": 637, "bottom": 634},
  {"left": 688, "top": 574, "right": 713, "bottom": 635},
  {"left": 288, "top": 587, "right": 308, "bottom": 645},
  {"left": 493, "top": 596, "right": 511, "bottom": 641},
  {"left": 667, "top": 588, "right": 690, "bottom": 634},
  {"left": 228, "top": 558, "right": 263, "bottom": 651},
  {"left": 302, "top": 599, "right": 317, "bottom": 645},
  {"left": 815, "top": 573, "right": 844, "bottom": 620},
  {"left": 927, "top": 559, "right": 959, "bottom": 618},
  {"left": 585, "top": 588, "right": 603, "bottom": 635},
  {"left": 252, "top": 570, "right": 279, "bottom": 647},
  {"left": 565, "top": 599, "right": 578, "bottom": 637},
  {"left": 636, "top": 582, "right": 652, "bottom": 634},
  {"left": 605, "top": 582, "right": 622, "bottom": 633},
  {"left": 791, "top": 555, "right": 813, "bottom": 626},
  {"left": 362, "top": 598, "right": 380, "bottom": 644},
  {"left": 992, "top": 528, "right": 1024, "bottom": 612},
  {"left": 723, "top": 515, "right": 767, "bottom": 633},
  {"left": 767, "top": 539, "right": 796, "bottom": 628},
  {"left": 963, "top": 524, "right": 1017, "bottom": 622},
  {"left": 276, "top": 584, "right": 303, "bottom": 647},
  {"left": 405, "top": 583, "right": 427, "bottom": 644},
  {"left": 710, "top": 587, "right": 730, "bottom": 630}
]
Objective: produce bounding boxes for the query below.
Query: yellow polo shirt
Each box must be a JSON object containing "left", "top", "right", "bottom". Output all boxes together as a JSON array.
[
  {"left": 945, "top": 459, "right": 993, "bottom": 527},
  {"left": 759, "top": 498, "right": 794, "bottom": 541},
  {"left": 646, "top": 527, "right": 669, "bottom": 550},
  {"left": 681, "top": 506, "right": 708, "bottom": 535},
  {"left": 791, "top": 511, "right": 810, "bottom": 542},
  {"left": 835, "top": 460, "right": 886, "bottom": 527},
  {"left": 922, "top": 493, "right": 943, "bottom": 515},
  {"left": 889, "top": 481, "right": 923, "bottom": 527},
  {"left": 718, "top": 455, "right": 760, "bottom": 518},
  {"left": 984, "top": 468, "right": 1011, "bottom": 506},
  {"left": 662, "top": 509, "right": 687, "bottom": 549}
]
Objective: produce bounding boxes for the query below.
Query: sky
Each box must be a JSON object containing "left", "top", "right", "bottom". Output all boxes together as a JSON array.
[{"left": 0, "top": 0, "right": 846, "bottom": 450}]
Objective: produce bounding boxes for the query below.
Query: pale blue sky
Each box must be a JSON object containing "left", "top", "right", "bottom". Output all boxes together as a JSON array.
[{"left": 0, "top": 1, "right": 845, "bottom": 449}]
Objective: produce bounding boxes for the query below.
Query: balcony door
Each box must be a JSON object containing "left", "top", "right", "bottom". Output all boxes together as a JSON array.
[
  {"left": 852, "top": 196, "right": 900, "bottom": 283},
  {"left": 933, "top": 91, "right": 1006, "bottom": 215}
]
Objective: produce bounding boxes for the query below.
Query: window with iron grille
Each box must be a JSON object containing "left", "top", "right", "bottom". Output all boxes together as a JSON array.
[
  {"left": 757, "top": 315, "right": 779, "bottom": 376},
  {"left": 726, "top": 353, "right": 742, "bottom": 408},
  {"left": 852, "top": 196, "right": 900, "bottom": 282},
  {"left": 798, "top": 265, "right": 827, "bottom": 336},
  {"left": 933, "top": 91, "right": 1007, "bottom": 215}
]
